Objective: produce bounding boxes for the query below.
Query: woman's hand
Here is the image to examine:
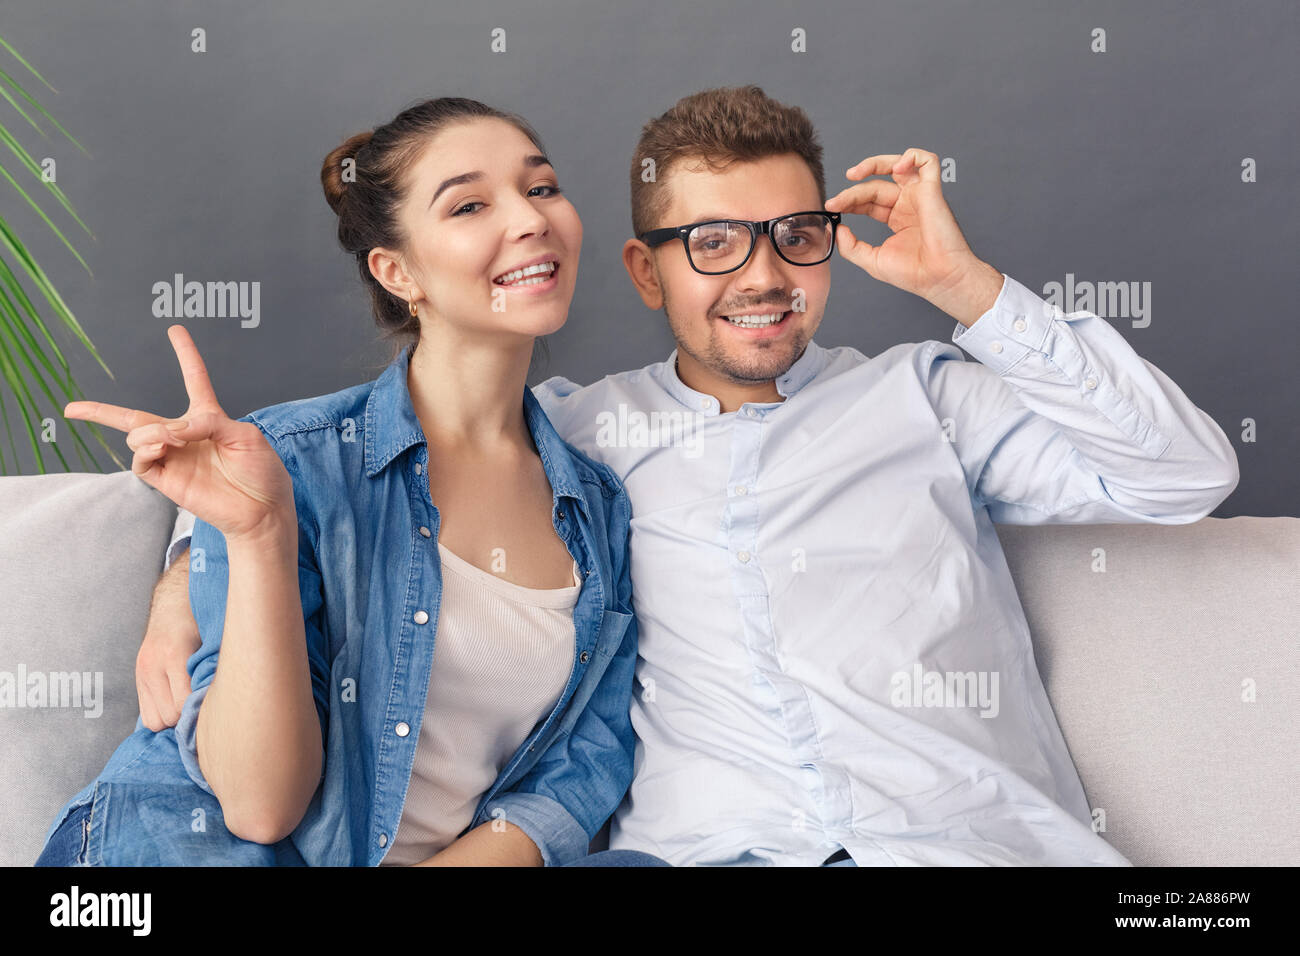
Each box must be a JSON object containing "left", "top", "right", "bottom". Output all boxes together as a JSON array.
[
  {"left": 411, "top": 821, "right": 544, "bottom": 866},
  {"left": 64, "top": 325, "right": 293, "bottom": 542}
]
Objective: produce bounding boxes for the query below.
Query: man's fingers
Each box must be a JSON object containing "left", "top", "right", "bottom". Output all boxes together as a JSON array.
[
  {"left": 893, "top": 149, "right": 944, "bottom": 190},
  {"left": 835, "top": 222, "right": 880, "bottom": 277},
  {"left": 139, "top": 701, "right": 162, "bottom": 734},
  {"left": 167, "top": 325, "right": 225, "bottom": 414},
  {"left": 165, "top": 661, "right": 192, "bottom": 724},
  {"left": 824, "top": 180, "right": 899, "bottom": 223},
  {"left": 136, "top": 659, "right": 166, "bottom": 732},
  {"left": 847, "top": 149, "right": 942, "bottom": 187},
  {"left": 846, "top": 154, "right": 904, "bottom": 180}
]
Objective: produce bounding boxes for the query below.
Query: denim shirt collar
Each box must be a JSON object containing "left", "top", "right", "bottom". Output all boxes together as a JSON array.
[
  {"left": 363, "top": 342, "right": 588, "bottom": 511},
  {"left": 660, "top": 338, "right": 828, "bottom": 416}
]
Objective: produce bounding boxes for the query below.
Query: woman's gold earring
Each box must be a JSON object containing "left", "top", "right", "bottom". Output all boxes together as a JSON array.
[{"left": 409, "top": 299, "right": 419, "bottom": 318}]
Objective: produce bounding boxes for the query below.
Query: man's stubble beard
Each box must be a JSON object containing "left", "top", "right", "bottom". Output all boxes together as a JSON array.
[{"left": 662, "top": 281, "right": 814, "bottom": 386}]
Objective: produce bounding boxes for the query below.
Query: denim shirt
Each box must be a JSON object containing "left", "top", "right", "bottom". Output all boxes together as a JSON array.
[{"left": 41, "top": 343, "right": 637, "bottom": 866}]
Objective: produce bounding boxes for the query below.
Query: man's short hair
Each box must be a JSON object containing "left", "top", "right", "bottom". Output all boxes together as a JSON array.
[{"left": 628, "top": 85, "right": 827, "bottom": 238}]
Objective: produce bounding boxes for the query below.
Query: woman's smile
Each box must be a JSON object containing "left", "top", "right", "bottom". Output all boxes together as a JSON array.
[
  {"left": 492, "top": 259, "right": 561, "bottom": 295},
  {"left": 491, "top": 254, "right": 559, "bottom": 295}
]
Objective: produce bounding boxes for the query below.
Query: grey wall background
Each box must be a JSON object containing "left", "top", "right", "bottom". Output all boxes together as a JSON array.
[{"left": 1, "top": 0, "right": 1294, "bottom": 516}]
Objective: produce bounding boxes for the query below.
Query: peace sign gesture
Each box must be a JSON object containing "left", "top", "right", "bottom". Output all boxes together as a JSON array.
[{"left": 64, "top": 325, "right": 294, "bottom": 542}]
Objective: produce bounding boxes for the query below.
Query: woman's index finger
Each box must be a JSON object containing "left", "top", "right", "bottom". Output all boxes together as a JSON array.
[
  {"left": 63, "top": 400, "right": 159, "bottom": 433},
  {"left": 166, "top": 325, "right": 222, "bottom": 410}
]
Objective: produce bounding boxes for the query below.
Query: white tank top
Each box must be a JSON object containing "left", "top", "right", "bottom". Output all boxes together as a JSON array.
[{"left": 379, "top": 541, "right": 581, "bottom": 866}]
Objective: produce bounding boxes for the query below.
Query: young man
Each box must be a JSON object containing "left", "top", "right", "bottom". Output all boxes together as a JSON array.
[{"left": 146, "top": 86, "right": 1238, "bottom": 866}]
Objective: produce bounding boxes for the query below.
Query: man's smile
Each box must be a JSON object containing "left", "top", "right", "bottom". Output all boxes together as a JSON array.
[{"left": 715, "top": 309, "right": 794, "bottom": 338}]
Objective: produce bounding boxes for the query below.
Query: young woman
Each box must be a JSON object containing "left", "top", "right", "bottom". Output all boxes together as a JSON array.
[{"left": 35, "top": 97, "right": 666, "bottom": 867}]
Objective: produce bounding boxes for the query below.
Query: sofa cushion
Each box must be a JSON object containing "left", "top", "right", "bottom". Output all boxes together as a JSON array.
[
  {"left": 997, "top": 517, "right": 1299, "bottom": 866},
  {"left": 0, "top": 470, "right": 175, "bottom": 866}
]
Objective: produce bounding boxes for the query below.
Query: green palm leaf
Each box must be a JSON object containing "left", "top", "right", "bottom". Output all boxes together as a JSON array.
[{"left": 0, "top": 31, "right": 121, "bottom": 475}]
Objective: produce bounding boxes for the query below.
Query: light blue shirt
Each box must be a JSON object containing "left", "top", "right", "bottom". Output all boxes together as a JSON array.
[{"left": 533, "top": 272, "right": 1239, "bottom": 866}]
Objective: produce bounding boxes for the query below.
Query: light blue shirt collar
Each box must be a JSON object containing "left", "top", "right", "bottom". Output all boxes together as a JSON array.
[{"left": 660, "top": 338, "right": 829, "bottom": 416}]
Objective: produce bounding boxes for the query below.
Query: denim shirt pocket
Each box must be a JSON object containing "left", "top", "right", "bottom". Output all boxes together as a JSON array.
[{"left": 553, "top": 607, "right": 633, "bottom": 738}]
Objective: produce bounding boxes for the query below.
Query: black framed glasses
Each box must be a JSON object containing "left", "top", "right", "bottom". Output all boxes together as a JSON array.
[{"left": 636, "top": 210, "right": 842, "bottom": 276}]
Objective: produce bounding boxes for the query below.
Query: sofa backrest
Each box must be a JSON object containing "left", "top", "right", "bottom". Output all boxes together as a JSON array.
[
  {"left": 996, "top": 517, "right": 1298, "bottom": 866},
  {"left": 0, "top": 470, "right": 175, "bottom": 867},
  {"left": 1, "top": 471, "right": 1295, "bottom": 866}
]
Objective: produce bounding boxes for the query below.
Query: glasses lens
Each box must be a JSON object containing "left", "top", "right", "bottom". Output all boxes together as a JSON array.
[
  {"left": 687, "top": 221, "right": 752, "bottom": 274},
  {"left": 773, "top": 213, "right": 834, "bottom": 264}
]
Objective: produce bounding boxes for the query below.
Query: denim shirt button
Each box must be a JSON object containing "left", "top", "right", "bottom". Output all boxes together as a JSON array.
[
  {"left": 395, "top": 722, "right": 410, "bottom": 737},
  {"left": 418, "top": 526, "right": 431, "bottom": 537},
  {"left": 579, "top": 651, "right": 590, "bottom": 663},
  {"left": 557, "top": 508, "right": 566, "bottom": 520},
  {"left": 378, "top": 833, "right": 388, "bottom": 847},
  {"left": 414, "top": 610, "right": 429, "bottom": 624}
]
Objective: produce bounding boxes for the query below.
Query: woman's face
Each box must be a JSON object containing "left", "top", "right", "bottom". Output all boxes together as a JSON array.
[{"left": 374, "top": 116, "right": 581, "bottom": 341}]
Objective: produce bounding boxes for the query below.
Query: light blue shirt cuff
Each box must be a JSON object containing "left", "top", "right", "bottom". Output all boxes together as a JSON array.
[
  {"left": 482, "top": 790, "right": 590, "bottom": 867},
  {"left": 950, "top": 272, "right": 1056, "bottom": 375},
  {"left": 164, "top": 506, "right": 197, "bottom": 573}
]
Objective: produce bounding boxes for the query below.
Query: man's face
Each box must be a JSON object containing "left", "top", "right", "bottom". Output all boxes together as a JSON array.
[{"left": 627, "top": 153, "right": 831, "bottom": 388}]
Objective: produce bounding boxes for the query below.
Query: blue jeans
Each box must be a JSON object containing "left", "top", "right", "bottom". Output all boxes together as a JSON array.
[
  {"left": 34, "top": 801, "right": 92, "bottom": 866},
  {"left": 563, "top": 850, "right": 670, "bottom": 866},
  {"left": 35, "top": 804, "right": 670, "bottom": 867}
]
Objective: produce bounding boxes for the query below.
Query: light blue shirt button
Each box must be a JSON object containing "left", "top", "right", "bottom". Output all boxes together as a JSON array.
[
  {"left": 1085, "top": 377, "right": 1098, "bottom": 389},
  {"left": 737, "top": 550, "right": 751, "bottom": 563},
  {"left": 1014, "top": 318, "right": 1027, "bottom": 332},
  {"left": 990, "top": 341, "right": 1003, "bottom": 353},
  {"left": 734, "top": 485, "right": 748, "bottom": 496}
]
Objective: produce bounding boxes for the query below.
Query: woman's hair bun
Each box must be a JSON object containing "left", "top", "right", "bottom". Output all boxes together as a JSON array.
[{"left": 321, "top": 129, "right": 374, "bottom": 216}]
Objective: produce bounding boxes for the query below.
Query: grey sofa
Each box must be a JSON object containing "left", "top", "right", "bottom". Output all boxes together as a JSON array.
[{"left": 2, "top": 469, "right": 1296, "bottom": 866}]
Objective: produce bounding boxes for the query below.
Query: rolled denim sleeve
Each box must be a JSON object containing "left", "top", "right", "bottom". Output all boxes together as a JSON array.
[
  {"left": 173, "top": 417, "right": 332, "bottom": 797},
  {"left": 483, "top": 482, "right": 638, "bottom": 867},
  {"left": 938, "top": 272, "right": 1239, "bottom": 524}
]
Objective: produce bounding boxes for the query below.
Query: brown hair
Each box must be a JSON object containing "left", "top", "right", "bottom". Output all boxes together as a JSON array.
[
  {"left": 320, "top": 97, "right": 548, "bottom": 360},
  {"left": 629, "top": 85, "right": 826, "bottom": 240}
]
